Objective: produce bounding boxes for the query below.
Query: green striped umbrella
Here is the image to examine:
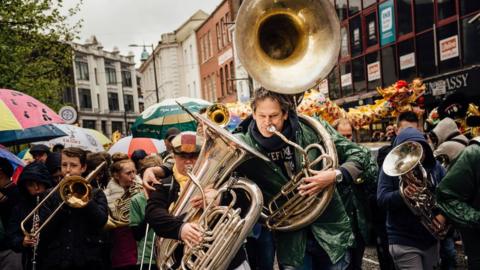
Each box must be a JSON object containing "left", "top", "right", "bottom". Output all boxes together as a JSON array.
[{"left": 131, "top": 97, "right": 211, "bottom": 139}]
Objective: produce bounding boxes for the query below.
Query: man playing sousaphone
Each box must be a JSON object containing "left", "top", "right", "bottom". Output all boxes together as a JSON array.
[
  {"left": 145, "top": 132, "right": 250, "bottom": 270},
  {"left": 235, "top": 88, "right": 377, "bottom": 270}
]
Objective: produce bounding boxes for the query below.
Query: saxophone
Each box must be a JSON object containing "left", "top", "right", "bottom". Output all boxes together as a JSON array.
[{"left": 383, "top": 141, "right": 450, "bottom": 239}]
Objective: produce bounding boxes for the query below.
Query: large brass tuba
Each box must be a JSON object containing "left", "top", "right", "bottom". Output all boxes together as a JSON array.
[
  {"left": 234, "top": 0, "right": 341, "bottom": 231},
  {"left": 234, "top": 0, "right": 340, "bottom": 94},
  {"left": 264, "top": 115, "right": 338, "bottom": 231},
  {"left": 383, "top": 141, "right": 449, "bottom": 239},
  {"left": 155, "top": 110, "right": 267, "bottom": 270}
]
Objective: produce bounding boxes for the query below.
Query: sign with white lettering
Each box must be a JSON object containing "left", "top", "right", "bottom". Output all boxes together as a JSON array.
[
  {"left": 318, "top": 79, "right": 329, "bottom": 95},
  {"left": 424, "top": 67, "right": 480, "bottom": 97},
  {"left": 400, "top": 52, "right": 416, "bottom": 70},
  {"left": 439, "top": 35, "right": 459, "bottom": 61},
  {"left": 341, "top": 73, "right": 352, "bottom": 87},
  {"left": 367, "top": 61, "right": 381, "bottom": 81},
  {"left": 379, "top": 0, "right": 396, "bottom": 46}
]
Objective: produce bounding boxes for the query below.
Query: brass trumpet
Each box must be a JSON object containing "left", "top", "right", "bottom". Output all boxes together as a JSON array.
[
  {"left": 206, "top": 103, "right": 230, "bottom": 127},
  {"left": 21, "top": 161, "right": 107, "bottom": 237}
]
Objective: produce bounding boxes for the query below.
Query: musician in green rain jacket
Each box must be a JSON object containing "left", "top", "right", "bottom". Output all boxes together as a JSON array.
[
  {"left": 235, "top": 88, "right": 378, "bottom": 270},
  {"left": 436, "top": 137, "right": 480, "bottom": 269}
]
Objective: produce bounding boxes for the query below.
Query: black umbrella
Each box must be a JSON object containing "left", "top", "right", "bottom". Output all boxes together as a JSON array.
[{"left": 0, "top": 124, "right": 67, "bottom": 146}]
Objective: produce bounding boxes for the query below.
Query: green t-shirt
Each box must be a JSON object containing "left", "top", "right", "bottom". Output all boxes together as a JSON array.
[{"left": 130, "top": 192, "right": 156, "bottom": 265}]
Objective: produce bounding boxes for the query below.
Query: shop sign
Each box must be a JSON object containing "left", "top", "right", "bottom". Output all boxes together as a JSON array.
[
  {"left": 341, "top": 73, "right": 352, "bottom": 87},
  {"left": 367, "top": 61, "right": 381, "bottom": 81},
  {"left": 400, "top": 52, "right": 416, "bottom": 70},
  {"left": 318, "top": 79, "right": 329, "bottom": 95},
  {"left": 59, "top": 106, "right": 77, "bottom": 124},
  {"left": 439, "top": 35, "right": 459, "bottom": 61},
  {"left": 379, "top": 0, "right": 396, "bottom": 46},
  {"left": 424, "top": 67, "right": 480, "bottom": 96}
]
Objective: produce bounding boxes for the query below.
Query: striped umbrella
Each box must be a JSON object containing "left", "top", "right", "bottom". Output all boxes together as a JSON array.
[
  {"left": 108, "top": 136, "right": 166, "bottom": 157},
  {"left": 132, "top": 97, "right": 211, "bottom": 139}
]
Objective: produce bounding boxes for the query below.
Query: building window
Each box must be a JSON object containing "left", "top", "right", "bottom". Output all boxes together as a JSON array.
[
  {"left": 220, "top": 67, "right": 225, "bottom": 96},
  {"left": 106, "top": 66, "right": 117, "bottom": 85},
  {"left": 229, "top": 61, "right": 235, "bottom": 93},
  {"left": 112, "top": 121, "right": 123, "bottom": 134},
  {"left": 79, "top": 88, "right": 92, "bottom": 109},
  {"left": 352, "top": 57, "right": 366, "bottom": 93},
  {"left": 225, "top": 64, "right": 230, "bottom": 94},
  {"left": 438, "top": 0, "right": 456, "bottom": 20},
  {"left": 225, "top": 12, "right": 231, "bottom": 43},
  {"left": 108, "top": 92, "right": 119, "bottom": 111},
  {"left": 365, "top": 11, "right": 378, "bottom": 48},
  {"left": 101, "top": 120, "right": 107, "bottom": 135},
  {"left": 350, "top": 16, "right": 363, "bottom": 57},
  {"left": 398, "top": 0, "right": 413, "bottom": 36},
  {"left": 75, "top": 60, "right": 89, "bottom": 81},
  {"left": 341, "top": 26, "right": 350, "bottom": 57},
  {"left": 460, "top": 0, "right": 480, "bottom": 16},
  {"left": 363, "top": 0, "right": 376, "bottom": 8},
  {"left": 328, "top": 66, "right": 341, "bottom": 99},
  {"left": 94, "top": 68, "right": 98, "bottom": 85},
  {"left": 336, "top": 0, "right": 348, "bottom": 21},
  {"left": 340, "top": 62, "right": 353, "bottom": 97},
  {"left": 366, "top": 52, "right": 381, "bottom": 90},
  {"left": 381, "top": 45, "right": 397, "bottom": 86},
  {"left": 124, "top": 94, "right": 134, "bottom": 112},
  {"left": 122, "top": 70, "right": 132, "bottom": 87},
  {"left": 398, "top": 39, "right": 416, "bottom": 81},
  {"left": 416, "top": 31, "right": 436, "bottom": 77},
  {"left": 82, "top": 120, "right": 96, "bottom": 130},
  {"left": 462, "top": 15, "right": 480, "bottom": 65},
  {"left": 415, "top": 0, "right": 434, "bottom": 33},
  {"left": 438, "top": 23, "right": 460, "bottom": 72},
  {"left": 207, "top": 31, "right": 213, "bottom": 58},
  {"left": 349, "top": 0, "right": 362, "bottom": 15},
  {"left": 216, "top": 22, "right": 222, "bottom": 51}
]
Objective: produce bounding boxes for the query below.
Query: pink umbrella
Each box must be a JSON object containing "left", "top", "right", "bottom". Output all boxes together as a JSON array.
[
  {"left": 108, "top": 136, "right": 166, "bottom": 157},
  {"left": 0, "top": 88, "right": 64, "bottom": 131}
]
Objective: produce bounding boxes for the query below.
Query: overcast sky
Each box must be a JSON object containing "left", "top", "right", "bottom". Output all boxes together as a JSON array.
[{"left": 63, "top": 0, "right": 221, "bottom": 63}]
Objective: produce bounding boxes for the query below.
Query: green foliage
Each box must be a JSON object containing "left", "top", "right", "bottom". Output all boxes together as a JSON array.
[{"left": 0, "top": 0, "right": 83, "bottom": 111}]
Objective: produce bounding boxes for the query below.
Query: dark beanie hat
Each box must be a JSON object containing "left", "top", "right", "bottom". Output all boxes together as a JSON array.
[
  {"left": 131, "top": 149, "right": 147, "bottom": 162},
  {"left": 18, "top": 162, "right": 54, "bottom": 189},
  {"left": 30, "top": 144, "right": 51, "bottom": 155},
  {"left": 0, "top": 157, "right": 14, "bottom": 178},
  {"left": 45, "top": 152, "right": 62, "bottom": 174}
]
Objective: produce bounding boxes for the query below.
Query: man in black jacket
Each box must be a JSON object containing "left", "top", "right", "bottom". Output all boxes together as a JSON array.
[{"left": 146, "top": 131, "right": 250, "bottom": 270}]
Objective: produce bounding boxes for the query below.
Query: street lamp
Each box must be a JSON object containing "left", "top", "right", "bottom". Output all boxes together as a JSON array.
[{"left": 129, "top": 44, "right": 160, "bottom": 103}]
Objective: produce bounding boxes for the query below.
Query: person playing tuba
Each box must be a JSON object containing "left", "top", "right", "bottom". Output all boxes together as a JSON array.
[
  {"left": 145, "top": 131, "right": 251, "bottom": 270},
  {"left": 234, "top": 88, "right": 377, "bottom": 270}
]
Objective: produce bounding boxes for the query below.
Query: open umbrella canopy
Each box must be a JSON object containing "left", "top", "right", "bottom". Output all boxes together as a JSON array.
[
  {"left": 33, "top": 124, "right": 104, "bottom": 152},
  {"left": 0, "top": 89, "right": 64, "bottom": 131},
  {"left": 0, "top": 145, "right": 24, "bottom": 169},
  {"left": 84, "top": 128, "right": 112, "bottom": 146},
  {"left": 0, "top": 124, "right": 67, "bottom": 146},
  {"left": 108, "top": 136, "right": 165, "bottom": 157},
  {"left": 132, "top": 97, "right": 211, "bottom": 139}
]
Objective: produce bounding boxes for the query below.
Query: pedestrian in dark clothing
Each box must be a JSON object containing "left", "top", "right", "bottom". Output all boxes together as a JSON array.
[
  {"left": 377, "top": 127, "right": 446, "bottom": 269},
  {"left": 0, "top": 157, "right": 22, "bottom": 269},
  {"left": 374, "top": 111, "right": 420, "bottom": 270},
  {"left": 7, "top": 162, "right": 54, "bottom": 270}
]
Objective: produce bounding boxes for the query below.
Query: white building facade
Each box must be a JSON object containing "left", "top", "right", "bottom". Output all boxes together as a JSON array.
[
  {"left": 138, "top": 10, "right": 208, "bottom": 109},
  {"left": 67, "top": 36, "right": 140, "bottom": 137}
]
